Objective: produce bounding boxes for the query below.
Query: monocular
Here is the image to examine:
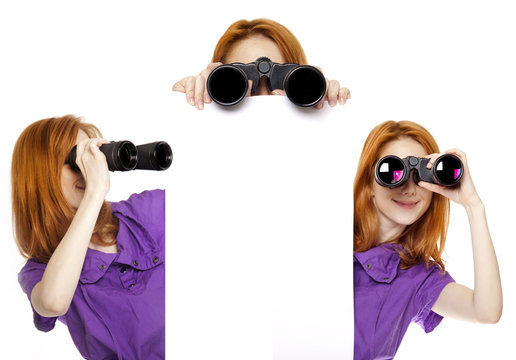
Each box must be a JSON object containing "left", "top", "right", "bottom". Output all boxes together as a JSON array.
[
  {"left": 374, "top": 154, "right": 463, "bottom": 188},
  {"left": 206, "top": 57, "right": 327, "bottom": 107},
  {"left": 67, "top": 141, "right": 173, "bottom": 172}
]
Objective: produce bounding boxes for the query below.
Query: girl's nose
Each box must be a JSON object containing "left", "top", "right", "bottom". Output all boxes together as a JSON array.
[{"left": 400, "top": 171, "right": 418, "bottom": 195}]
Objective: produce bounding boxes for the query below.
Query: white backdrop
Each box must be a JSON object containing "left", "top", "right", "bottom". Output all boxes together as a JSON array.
[
  {"left": 166, "top": 96, "right": 352, "bottom": 360},
  {"left": 1, "top": 1, "right": 515, "bottom": 359}
]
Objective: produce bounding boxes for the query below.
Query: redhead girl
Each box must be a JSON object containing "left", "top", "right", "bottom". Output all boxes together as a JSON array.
[
  {"left": 12, "top": 115, "right": 165, "bottom": 360},
  {"left": 173, "top": 18, "right": 350, "bottom": 109},
  {"left": 353, "top": 121, "right": 502, "bottom": 359}
]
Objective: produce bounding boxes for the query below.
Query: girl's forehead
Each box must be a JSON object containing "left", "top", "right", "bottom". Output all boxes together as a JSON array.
[
  {"left": 379, "top": 137, "right": 428, "bottom": 159},
  {"left": 225, "top": 35, "right": 286, "bottom": 64}
]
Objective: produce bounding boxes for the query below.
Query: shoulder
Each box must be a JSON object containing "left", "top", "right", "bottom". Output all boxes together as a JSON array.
[
  {"left": 110, "top": 189, "right": 165, "bottom": 224},
  {"left": 411, "top": 261, "right": 454, "bottom": 287},
  {"left": 111, "top": 189, "right": 165, "bottom": 251}
]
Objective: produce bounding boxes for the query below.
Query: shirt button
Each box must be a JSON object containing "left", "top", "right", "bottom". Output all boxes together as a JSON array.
[
  {"left": 120, "top": 266, "right": 128, "bottom": 274},
  {"left": 129, "top": 283, "right": 135, "bottom": 288},
  {"left": 384, "top": 277, "right": 389, "bottom": 281},
  {"left": 366, "top": 264, "right": 371, "bottom": 269},
  {"left": 153, "top": 257, "right": 159, "bottom": 264},
  {"left": 133, "top": 260, "right": 139, "bottom": 267},
  {"left": 99, "top": 264, "right": 105, "bottom": 271}
]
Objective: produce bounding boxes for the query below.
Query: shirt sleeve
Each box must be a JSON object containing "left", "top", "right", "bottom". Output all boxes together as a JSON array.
[
  {"left": 413, "top": 265, "right": 455, "bottom": 333},
  {"left": 18, "top": 259, "right": 58, "bottom": 332}
]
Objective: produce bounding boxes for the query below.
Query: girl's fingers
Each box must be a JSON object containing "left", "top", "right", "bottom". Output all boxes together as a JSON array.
[
  {"left": 245, "top": 80, "right": 253, "bottom": 97},
  {"left": 194, "top": 75, "right": 205, "bottom": 109},
  {"left": 207, "top": 62, "right": 223, "bottom": 72},
  {"left": 185, "top": 77, "right": 196, "bottom": 106},
  {"left": 172, "top": 78, "right": 187, "bottom": 92},
  {"left": 445, "top": 148, "right": 467, "bottom": 162},
  {"left": 424, "top": 153, "right": 443, "bottom": 169},
  {"left": 339, "top": 87, "right": 351, "bottom": 105},
  {"left": 327, "top": 80, "right": 340, "bottom": 107},
  {"left": 271, "top": 89, "right": 286, "bottom": 96},
  {"left": 418, "top": 180, "right": 447, "bottom": 196}
]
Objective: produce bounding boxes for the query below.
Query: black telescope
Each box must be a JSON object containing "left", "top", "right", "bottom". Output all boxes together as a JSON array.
[{"left": 67, "top": 141, "right": 173, "bottom": 172}]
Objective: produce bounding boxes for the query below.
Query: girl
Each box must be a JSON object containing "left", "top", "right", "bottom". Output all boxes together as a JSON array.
[
  {"left": 353, "top": 120, "right": 502, "bottom": 359},
  {"left": 12, "top": 115, "right": 165, "bottom": 360},
  {"left": 173, "top": 18, "right": 350, "bottom": 109}
]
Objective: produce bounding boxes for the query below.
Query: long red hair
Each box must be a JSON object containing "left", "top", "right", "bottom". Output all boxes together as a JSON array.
[
  {"left": 11, "top": 115, "right": 119, "bottom": 263},
  {"left": 354, "top": 121, "right": 450, "bottom": 270},
  {"left": 212, "top": 18, "right": 307, "bottom": 64}
]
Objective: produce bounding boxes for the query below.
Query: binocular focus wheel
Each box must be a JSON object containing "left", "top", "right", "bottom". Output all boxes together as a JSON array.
[
  {"left": 207, "top": 65, "right": 249, "bottom": 106},
  {"left": 284, "top": 66, "right": 327, "bottom": 107}
]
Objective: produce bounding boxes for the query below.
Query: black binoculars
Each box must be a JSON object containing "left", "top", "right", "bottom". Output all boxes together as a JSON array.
[
  {"left": 67, "top": 141, "right": 173, "bottom": 172},
  {"left": 374, "top": 154, "right": 463, "bottom": 188},
  {"left": 206, "top": 57, "right": 327, "bottom": 107}
]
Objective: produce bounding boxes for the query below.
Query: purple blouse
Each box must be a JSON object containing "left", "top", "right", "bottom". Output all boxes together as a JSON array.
[
  {"left": 18, "top": 189, "right": 165, "bottom": 360},
  {"left": 354, "top": 244, "right": 454, "bottom": 360}
]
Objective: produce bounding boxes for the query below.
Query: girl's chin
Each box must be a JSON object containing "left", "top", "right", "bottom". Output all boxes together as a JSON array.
[{"left": 393, "top": 216, "right": 420, "bottom": 226}]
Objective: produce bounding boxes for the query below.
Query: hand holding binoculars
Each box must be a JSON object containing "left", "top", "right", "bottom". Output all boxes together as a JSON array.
[
  {"left": 375, "top": 154, "right": 464, "bottom": 188},
  {"left": 67, "top": 141, "right": 173, "bottom": 172},
  {"left": 207, "top": 57, "right": 327, "bottom": 107}
]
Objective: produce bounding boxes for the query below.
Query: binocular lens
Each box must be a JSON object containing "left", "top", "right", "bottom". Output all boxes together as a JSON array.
[
  {"left": 207, "top": 66, "right": 248, "bottom": 106},
  {"left": 434, "top": 155, "right": 463, "bottom": 185},
  {"left": 135, "top": 142, "right": 173, "bottom": 171},
  {"left": 154, "top": 142, "right": 173, "bottom": 170},
  {"left": 284, "top": 66, "right": 326, "bottom": 107},
  {"left": 101, "top": 141, "right": 138, "bottom": 171},
  {"left": 376, "top": 157, "right": 405, "bottom": 186}
]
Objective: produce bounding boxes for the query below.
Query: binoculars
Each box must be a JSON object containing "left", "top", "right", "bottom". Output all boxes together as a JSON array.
[
  {"left": 206, "top": 57, "right": 327, "bottom": 107},
  {"left": 67, "top": 141, "right": 173, "bottom": 172},
  {"left": 374, "top": 154, "right": 463, "bottom": 188}
]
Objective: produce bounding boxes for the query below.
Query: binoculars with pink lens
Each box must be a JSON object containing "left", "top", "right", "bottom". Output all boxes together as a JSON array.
[
  {"left": 374, "top": 154, "right": 463, "bottom": 188},
  {"left": 207, "top": 57, "right": 327, "bottom": 107},
  {"left": 67, "top": 141, "right": 173, "bottom": 172}
]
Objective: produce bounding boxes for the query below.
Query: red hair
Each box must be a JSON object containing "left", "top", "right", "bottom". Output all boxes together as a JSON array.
[
  {"left": 353, "top": 121, "right": 450, "bottom": 271},
  {"left": 212, "top": 18, "right": 307, "bottom": 64},
  {"left": 11, "top": 115, "right": 118, "bottom": 263}
]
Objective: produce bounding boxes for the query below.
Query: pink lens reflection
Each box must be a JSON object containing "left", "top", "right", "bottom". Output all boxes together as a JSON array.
[
  {"left": 454, "top": 169, "right": 461, "bottom": 180},
  {"left": 393, "top": 170, "right": 404, "bottom": 183}
]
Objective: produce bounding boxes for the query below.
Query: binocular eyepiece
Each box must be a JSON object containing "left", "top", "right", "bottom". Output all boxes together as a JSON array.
[
  {"left": 207, "top": 57, "right": 327, "bottom": 107},
  {"left": 67, "top": 141, "right": 173, "bottom": 172},
  {"left": 375, "top": 154, "right": 463, "bottom": 188}
]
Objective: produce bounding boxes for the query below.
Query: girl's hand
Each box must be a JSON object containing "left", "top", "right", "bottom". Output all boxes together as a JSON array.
[
  {"left": 418, "top": 149, "right": 482, "bottom": 208},
  {"left": 309, "top": 66, "right": 350, "bottom": 109},
  {"left": 73, "top": 138, "right": 110, "bottom": 198},
  {"left": 172, "top": 62, "right": 223, "bottom": 110},
  {"left": 316, "top": 77, "right": 351, "bottom": 110}
]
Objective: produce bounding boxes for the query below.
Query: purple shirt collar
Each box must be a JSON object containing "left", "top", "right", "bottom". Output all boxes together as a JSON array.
[
  {"left": 354, "top": 243, "right": 401, "bottom": 284},
  {"left": 79, "top": 199, "right": 163, "bottom": 285}
]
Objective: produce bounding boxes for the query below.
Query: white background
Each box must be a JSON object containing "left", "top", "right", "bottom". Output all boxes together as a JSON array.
[
  {"left": 1, "top": 0, "right": 515, "bottom": 359},
  {"left": 166, "top": 96, "right": 353, "bottom": 360}
]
